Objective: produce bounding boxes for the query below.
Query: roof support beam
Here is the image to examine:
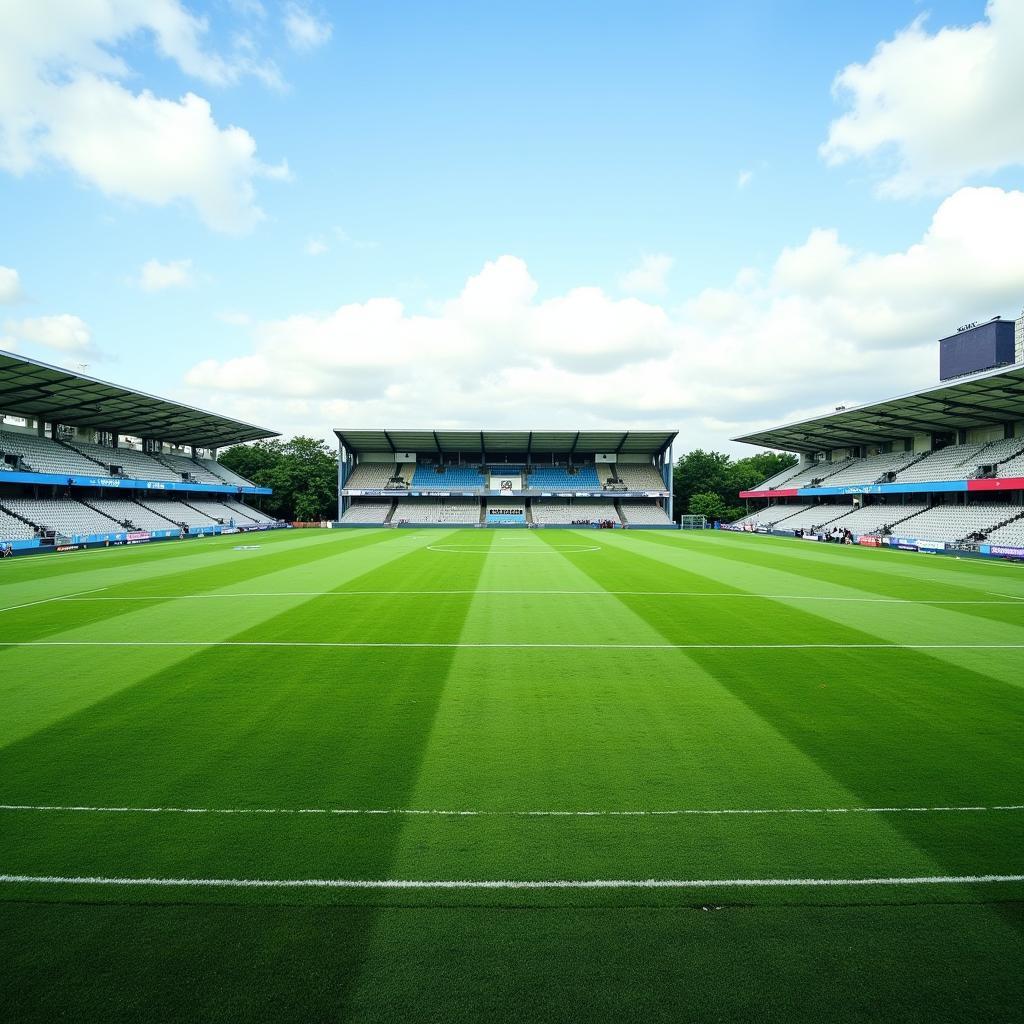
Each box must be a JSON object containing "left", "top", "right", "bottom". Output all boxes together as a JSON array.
[{"left": 382, "top": 430, "right": 397, "bottom": 453}]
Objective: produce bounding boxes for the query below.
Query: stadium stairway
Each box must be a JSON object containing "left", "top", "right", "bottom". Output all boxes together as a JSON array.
[
  {"left": 76, "top": 497, "right": 129, "bottom": 529},
  {"left": 982, "top": 506, "right": 1024, "bottom": 539},
  {"left": 613, "top": 499, "right": 626, "bottom": 526},
  {"left": 479, "top": 503, "right": 486, "bottom": 524},
  {"left": 133, "top": 499, "right": 181, "bottom": 528},
  {"left": 384, "top": 499, "right": 397, "bottom": 525},
  {"left": 58, "top": 439, "right": 116, "bottom": 471},
  {"left": 0, "top": 500, "right": 39, "bottom": 533},
  {"left": 526, "top": 500, "right": 534, "bottom": 525},
  {"left": 872, "top": 449, "right": 931, "bottom": 483},
  {"left": 986, "top": 441, "right": 1024, "bottom": 477}
]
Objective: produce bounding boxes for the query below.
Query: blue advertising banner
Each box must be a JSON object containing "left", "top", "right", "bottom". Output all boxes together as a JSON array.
[
  {"left": 799, "top": 480, "right": 969, "bottom": 497},
  {"left": 0, "top": 469, "right": 270, "bottom": 495}
]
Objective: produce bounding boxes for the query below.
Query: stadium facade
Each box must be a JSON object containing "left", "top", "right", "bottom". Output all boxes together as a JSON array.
[
  {"left": 334, "top": 429, "right": 677, "bottom": 527},
  {"left": 0, "top": 350, "right": 282, "bottom": 555},
  {"left": 732, "top": 312, "right": 1024, "bottom": 558}
]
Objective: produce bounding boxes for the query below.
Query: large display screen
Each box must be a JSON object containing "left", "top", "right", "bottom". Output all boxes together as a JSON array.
[{"left": 939, "top": 320, "right": 1015, "bottom": 380}]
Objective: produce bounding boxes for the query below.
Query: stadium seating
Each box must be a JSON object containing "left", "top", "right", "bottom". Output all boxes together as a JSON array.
[
  {"left": 527, "top": 464, "right": 600, "bottom": 489},
  {"left": 135, "top": 500, "right": 220, "bottom": 529},
  {"left": 760, "top": 505, "right": 852, "bottom": 532},
  {"left": 750, "top": 460, "right": 855, "bottom": 491},
  {"left": 973, "top": 437, "right": 1024, "bottom": 469},
  {"left": 219, "top": 499, "right": 277, "bottom": 524},
  {"left": 751, "top": 463, "right": 808, "bottom": 491},
  {"left": 89, "top": 499, "right": 179, "bottom": 531},
  {"left": 340, "top": 501, "right": 393, "bottom": 524},
  {"left": 613, "top": 464, "right": 666, "bottom": 490},
  {"left": 531, "top": 499, "right": 618, "bottom": 524},
  {"left": 196, "top": 458, "right": 254, "bottom": 487},
  {"left": 828, "top": 503, "right": 926, "bottom": 535},
  {"left": 157, "top": 453, "right": 225, "bottom": 484},
  {"left": 733, "top": 503, "right": 813, "bottom": 527},
  {"left": 2, "top": 498, "right": 121, "bottom": 537},
  {"left": 0, "top": 430, "right": 107, "bottom": 476},
  {"left": 394, "top": 498, "right": 480, "bottom": 523},
  {"left": 985, "top": 514, "right": 1024, "bottom": 547},
  {"left": 346, "top": 462, "right": 402, "bottom": 489},
  {"left": 181, "top": 500, "right": 251, "bottom": 524},
  {"left": 996, "top": 448, "right": 1024, "bottom": 478},
  {"left": 818, "top": 451, "right": 921, "bottom": 486},
  {"left": 619, "top": 502, "right": 672, "bottom": 525},
  {"left": 0, "top": 505, "right": 37, "bottom": 541},
  {"left": 891, "top": 445, "right": 986, "bottom": 483},
  {"left": 411, "top": 464, "right": 485, "bottom": 489},
  {"left": 67, "top": 440, "right": 181, "bottom": 482},
  {"left": 893, "top": 503, "right": 1021, "bottom": 543}
]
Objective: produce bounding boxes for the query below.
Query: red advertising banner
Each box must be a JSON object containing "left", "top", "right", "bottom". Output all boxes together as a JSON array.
[
  {"left": 966, "top": 477, "right": 1024, "bottom": 492},
  {"left": 858, "top": 536, "right": 882, "bottom": 547}
]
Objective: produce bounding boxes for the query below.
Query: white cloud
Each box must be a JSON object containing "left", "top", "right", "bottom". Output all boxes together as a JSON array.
[
  {"left": 184, "top": 187, "right": 1024, "bottom": 451},
  {"left": 737, "top": 169, "right": 753, "bottom": 189},
  {"left": 283, "top": 3, "right": 332, "bottom": 51},
  {"left": 619, "top": 254, "right": 673, "bottom": 295},
  {"left": 139, "top": 258, "right": 194, "bottom": 291},
  {"left": 305, "top": 238, "right": 328, "bottom": 256},
  {"left": 4, "top": 314, "right": 93, "bottom": 354},
  {"left": 0, "top": 266, "right": 23, "bottom": 303},
  {"left": 822, "top": 0, "right": 1024, "bottom": 196},
  {"left": 0, "top": 2, "right": 287, "bottom": 232},
  {"left": 217, "top": 310, "right": 252, "bottom": 326}
]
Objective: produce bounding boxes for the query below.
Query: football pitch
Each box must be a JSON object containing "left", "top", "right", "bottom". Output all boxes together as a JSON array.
[{"left": 1, "top": 527, "right": 1022, "bottom": 1022}]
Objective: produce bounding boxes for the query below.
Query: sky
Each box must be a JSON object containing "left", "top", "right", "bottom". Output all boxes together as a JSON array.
[{"left": 2, "top": 0, "right": 1024, "bottom": 454}]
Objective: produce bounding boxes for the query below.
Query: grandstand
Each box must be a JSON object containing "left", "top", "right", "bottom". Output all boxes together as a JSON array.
[
  {"left": 732, "top": 338, "right": 1024, "bottom": 554},
  {"left": 335, "top": 429, "right": 676, "bottom": 527},
  {"left": 0, "top": 350, "right": 280, "bottom": 553}
]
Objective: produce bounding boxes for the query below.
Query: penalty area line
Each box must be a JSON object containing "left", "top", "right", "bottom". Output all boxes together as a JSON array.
[
  {"left": 1, "top": 802, "right": 1021, "bottom": 817},
  {"left": 54, "top": 590, "right": 1024, "bottom": 605},
  {"left": 1, "top": 874, "right": 1023, "bottom": 891},
  {"left": 0, "top": 587, "right": 107, "bottom": 614}
]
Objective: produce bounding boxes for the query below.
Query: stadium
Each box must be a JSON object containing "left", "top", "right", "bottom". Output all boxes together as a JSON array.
[
  {"left": 336, "top": 428, "right": 676, "bottom": 528},
  {"left": 1, "top": 312, "right": 1023, "bottom": 1022},
  {"left": 729, "top": 316, "right": 1024, "bottom": 557}
]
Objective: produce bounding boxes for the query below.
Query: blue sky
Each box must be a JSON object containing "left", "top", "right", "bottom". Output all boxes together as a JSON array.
[{"left": 2, "top": 0, "right": 1022, "bottom": 451}]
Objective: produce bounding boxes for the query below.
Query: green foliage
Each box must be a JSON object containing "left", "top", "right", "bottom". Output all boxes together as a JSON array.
[
  {"left": 674, "top": 449, "right": 798, "bottom": 522},
  {"left": 219, "top": 436, "right": 337, "bottom": 521},
  {"left": 688, "top": 491, "right": 729, "bottom": 523}
]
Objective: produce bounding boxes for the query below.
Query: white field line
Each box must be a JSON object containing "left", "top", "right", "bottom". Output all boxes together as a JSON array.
[
  {"left": 989, "top": 592, "right": 1024, "bottom": 602},
  {"left": 0, "top": 587, "right": 107, "bottom": 614},
  {"left": 1, "top": 873, "right": 1022, "bottom": 891},
  {"left": 4, "top": 641, "right": 1024, "bottom": 650},
  {"left": 55, "top": 590, "right": 1024, "bottom": 605},
  {"left": 1, "top": 802, "right": 1021, "bottom": 818}
]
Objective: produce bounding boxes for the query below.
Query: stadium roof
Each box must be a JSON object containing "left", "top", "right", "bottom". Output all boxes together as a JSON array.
[
  {"left": 734, "top": 362, "right": 1024, "bottom": 454},
  {"left": 0, "top": 349, "right": 278, "bottom": 449},
  {"left": 334, "top": 428, "right": 678, "bottom": 457}
]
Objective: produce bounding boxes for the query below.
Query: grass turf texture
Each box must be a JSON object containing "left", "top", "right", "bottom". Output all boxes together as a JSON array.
[{"left": 0, "top": 527, "right": 1022, "bottom": 1022}]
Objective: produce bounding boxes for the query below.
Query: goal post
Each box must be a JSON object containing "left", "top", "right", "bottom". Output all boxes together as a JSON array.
[{"left": 679, "top": 514, "right": 707, "bottom": 530}]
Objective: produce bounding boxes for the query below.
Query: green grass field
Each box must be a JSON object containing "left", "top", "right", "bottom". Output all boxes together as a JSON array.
[{"left": 1, "top": 527, "right": 1022, "bottom": 1022}]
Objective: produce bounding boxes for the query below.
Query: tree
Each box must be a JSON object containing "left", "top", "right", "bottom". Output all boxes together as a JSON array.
[
  {"left": 688, "top": 492, "right": 728, "bottom": 523},
  {"left": 673, "top": 448, "right": 798, "bottom": 523},
  {"left": 218, "top": 436, "right": 338, "bottom": 521}
]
